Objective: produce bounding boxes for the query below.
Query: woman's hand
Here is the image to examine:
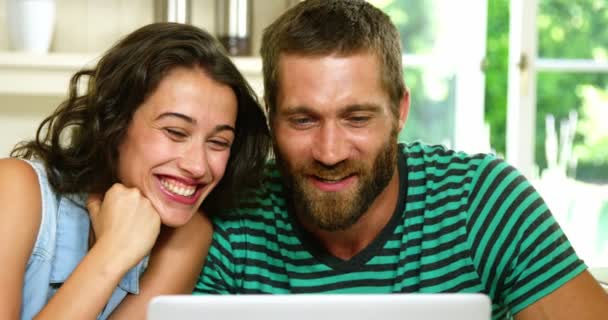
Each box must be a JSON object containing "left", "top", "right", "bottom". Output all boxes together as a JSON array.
[
  {"left": 108, "top": 212, "right": 213, "bottom": 320},
  {"left": 87, "top": 183, "right": 162, "bottom": 273}
]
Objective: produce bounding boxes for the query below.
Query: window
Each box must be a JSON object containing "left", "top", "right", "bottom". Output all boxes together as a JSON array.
[
  {"left": 370, "top": 0, "right": 489, "bottom": 153},
  {"left": 378, "top": 0, "right": 608, "bottom": 267},
  {"left": 505, "top": 0, "right": 608, "bottom": 267}
]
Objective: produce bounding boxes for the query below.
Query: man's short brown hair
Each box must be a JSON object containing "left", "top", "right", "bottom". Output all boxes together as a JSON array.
[{"left": 260, "top": 0, "right": 405, "bottom": 120}]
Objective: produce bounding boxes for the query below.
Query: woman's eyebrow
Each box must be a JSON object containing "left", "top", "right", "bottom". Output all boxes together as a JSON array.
[
  {"left": 155, "top": 112, "right": 196, "bottom": 124},
  {"left": 212, "top": 124, "right": 236, "bottom": 134},
  {"left": 156, "top": 112, "right": 235, "bottom": 133}
]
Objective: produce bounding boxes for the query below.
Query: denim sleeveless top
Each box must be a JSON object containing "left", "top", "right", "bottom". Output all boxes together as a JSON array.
[{"left": 21, "top": 160, "right": 149, "bottom": 319}]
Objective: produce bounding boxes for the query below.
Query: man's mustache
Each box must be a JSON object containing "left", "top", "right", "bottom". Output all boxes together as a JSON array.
[{"left": 301, "top": 161, "right": 363, "bottom": 179}]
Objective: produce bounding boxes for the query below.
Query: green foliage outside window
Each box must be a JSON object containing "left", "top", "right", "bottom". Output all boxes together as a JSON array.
[
  {"left": 375, "top": 0, "right": 608, "bottom": 266},
  {"left": 486, "top": 0, "right": 608, "bottom": 181},
  {"left": 373, "top": 0, "right": 607, "bottom": 182}
]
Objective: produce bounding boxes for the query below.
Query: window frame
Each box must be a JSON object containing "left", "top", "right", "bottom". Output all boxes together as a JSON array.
[{"left": 506, "top": 0, "right": 608, "bottom": 178}]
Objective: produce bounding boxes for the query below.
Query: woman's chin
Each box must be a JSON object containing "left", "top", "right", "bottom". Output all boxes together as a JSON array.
[{"left": 159, "top": 210, "right": 195, "bottom": 228}]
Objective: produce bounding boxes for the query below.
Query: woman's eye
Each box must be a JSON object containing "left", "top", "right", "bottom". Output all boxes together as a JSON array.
[
  {"left": 209, "top": 139, "right": 231, "bottom": 150},
  {"left": 164, "top": 128, "right": 187, "bottom": 139}
]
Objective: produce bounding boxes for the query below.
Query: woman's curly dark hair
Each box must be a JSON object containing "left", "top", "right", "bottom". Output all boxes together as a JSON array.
[{"left": 11, "top": 22, "right": 271, "bottom": 214}]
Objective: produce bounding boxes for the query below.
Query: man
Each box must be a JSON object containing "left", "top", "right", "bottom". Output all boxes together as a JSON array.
[{"left": 195, "top": 0, "right": 608, "bottom": 319}]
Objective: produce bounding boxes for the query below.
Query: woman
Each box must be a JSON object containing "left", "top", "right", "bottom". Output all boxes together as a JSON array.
[{"left": 0, "top": 23, "right": 270, "bottom": 319}]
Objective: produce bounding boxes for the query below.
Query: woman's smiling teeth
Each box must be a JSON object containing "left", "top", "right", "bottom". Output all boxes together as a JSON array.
[{"left": 160, "top": 177, "right": 197, "bottom": 197}]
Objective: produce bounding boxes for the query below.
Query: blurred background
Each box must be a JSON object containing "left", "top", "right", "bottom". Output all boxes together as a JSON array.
[
  {"left": 0, "top": 0, "right": 606, "bottom": 267},
  {"left": 371, "top": 0, "right": 607, "bottom": 269}
]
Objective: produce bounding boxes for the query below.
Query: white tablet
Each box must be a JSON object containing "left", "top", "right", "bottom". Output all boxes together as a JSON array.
[{"left": 148, "top": 293, "right": 492, "bottom": 320}]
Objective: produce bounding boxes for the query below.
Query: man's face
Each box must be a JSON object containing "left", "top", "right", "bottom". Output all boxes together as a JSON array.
[{"left": 272, "top": 52, "right": 406, "bottom": 231}]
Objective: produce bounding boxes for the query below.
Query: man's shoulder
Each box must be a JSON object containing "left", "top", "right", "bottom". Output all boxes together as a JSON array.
[
  {"left": 399, "top": 142, "right": 499, "bottom": 176},
  {"left": 212, "top": 160, "right": 288, "bottom": 229}
]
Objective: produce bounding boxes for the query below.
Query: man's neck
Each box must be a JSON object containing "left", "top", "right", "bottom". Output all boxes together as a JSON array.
[{"left": 299, "top": 166, "right": 401, "bottom": 261}]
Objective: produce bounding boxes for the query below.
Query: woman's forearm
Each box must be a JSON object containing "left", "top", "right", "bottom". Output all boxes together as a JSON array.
[
  {"left": 108, "top": 213, "right": 212, "bottom": 320},
  {"left": 33, "top": 240, "right": 131, "bottom": 319}
]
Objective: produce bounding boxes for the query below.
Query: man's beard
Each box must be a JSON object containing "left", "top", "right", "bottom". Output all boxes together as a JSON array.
[{"left": 274, "top": 128, "right": 398, "bottom": 231}]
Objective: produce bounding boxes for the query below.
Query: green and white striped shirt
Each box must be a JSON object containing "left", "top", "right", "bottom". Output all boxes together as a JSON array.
[{"left": 195, "top": 142, "right": 586, "bottom": 320}]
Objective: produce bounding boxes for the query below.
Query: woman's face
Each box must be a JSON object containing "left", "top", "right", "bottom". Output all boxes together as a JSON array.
[{"left": 117, "top": 66, "right": 237, "bottom": 227}]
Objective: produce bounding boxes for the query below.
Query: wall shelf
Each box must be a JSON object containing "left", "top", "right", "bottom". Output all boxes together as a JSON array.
[{"left": 0, "top": 51, "right": 263, "bottom": 97}]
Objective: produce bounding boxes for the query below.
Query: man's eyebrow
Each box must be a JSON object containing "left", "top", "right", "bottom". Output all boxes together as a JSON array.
[
  {"left": 155, "top": 112, "right": 196, "bottom": 124},
  {"left": 342, "top": 103, "right": 383, "bottom": 114},
  {"left": 279, "top": 106, "right": 316, "bottom": 116},
  {"left": 279, "top": 103, "right": 383, "bottom": 117}
]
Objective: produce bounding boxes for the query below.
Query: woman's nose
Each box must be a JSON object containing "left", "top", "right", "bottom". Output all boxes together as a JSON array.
[{"left": 177, "top": 145, "right": 209, "bottom": 178}]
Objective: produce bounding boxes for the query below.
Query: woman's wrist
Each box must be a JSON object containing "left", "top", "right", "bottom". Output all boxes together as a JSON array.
[{"left": 88, "top": 238, "right": 141, "bottom": 279}]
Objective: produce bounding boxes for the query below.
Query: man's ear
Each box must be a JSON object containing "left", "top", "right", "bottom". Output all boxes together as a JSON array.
[{"left": 397, "top": 88, "right": 410, "bottom": 132}]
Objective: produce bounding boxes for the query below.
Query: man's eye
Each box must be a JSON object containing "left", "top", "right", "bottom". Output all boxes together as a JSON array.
[
  {"left": 290, "top": 117, "right": 315, "bottom": 127},
  {"left": 350, "top": 116, "right": 370, "bottom": 122},
  {"left": 347, "top": 116, "right": 372, "bottom": 126}
]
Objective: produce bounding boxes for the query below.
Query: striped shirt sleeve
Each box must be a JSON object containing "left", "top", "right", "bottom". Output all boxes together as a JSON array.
[{"left": 466, "top": 156, "right": 586, "bottom": 315}]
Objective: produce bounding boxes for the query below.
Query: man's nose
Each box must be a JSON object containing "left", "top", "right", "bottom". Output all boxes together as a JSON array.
[{"left": 311, "top": 122, "right": 349, "bottom": 166}]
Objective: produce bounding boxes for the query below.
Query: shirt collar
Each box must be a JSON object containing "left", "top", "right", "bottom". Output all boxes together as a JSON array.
[{"left": 49, "top": 193, "right": 149, "bottom": 294}]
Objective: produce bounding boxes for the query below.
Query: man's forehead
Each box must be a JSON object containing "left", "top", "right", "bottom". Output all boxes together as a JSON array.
[
  {"left": 276, "top": 51, "right": 386, "bottom": 99},
  {"left": 276, "top": 52, "right": 382, "bottom": 88},
  {"left": 276, "top": 50, "right": 380, "bottom": 67}
]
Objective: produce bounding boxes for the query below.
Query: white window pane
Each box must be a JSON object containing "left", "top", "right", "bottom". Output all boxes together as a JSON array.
[
  {"left": 399, "top": 68, "right": 456, "bottom": 146},
  {"left": 534, "top": 72, "right": 608, "bottom": 267},
  {"left": 371, "top": 0, "right": 488, "bottom": 151}
]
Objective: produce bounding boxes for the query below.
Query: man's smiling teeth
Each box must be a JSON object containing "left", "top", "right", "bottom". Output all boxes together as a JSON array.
[
  {"left": 160, "top": 177, "right": 197, "bottom": 197},
  {"left": 317, "top": 176, "right": 346, "bottom": 183}
]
